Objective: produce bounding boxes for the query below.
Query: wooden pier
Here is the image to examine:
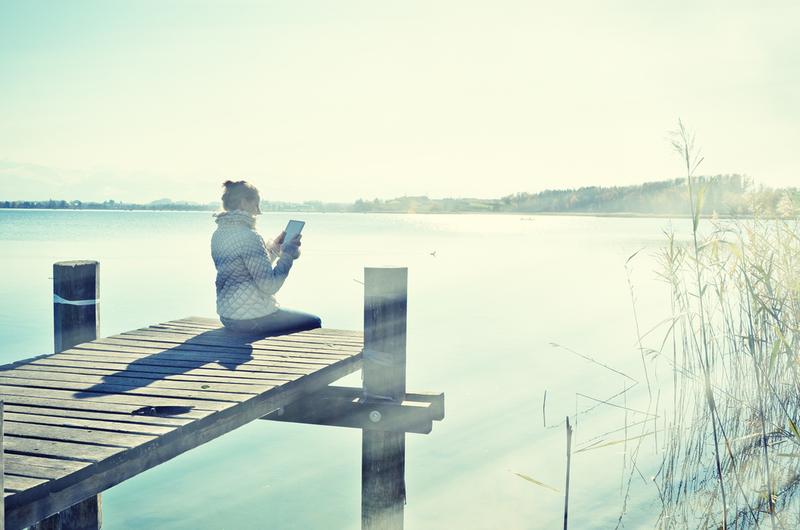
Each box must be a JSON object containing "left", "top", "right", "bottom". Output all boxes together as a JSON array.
[{"left": 0, "top": 262, "right": 443, "bottom": 530}]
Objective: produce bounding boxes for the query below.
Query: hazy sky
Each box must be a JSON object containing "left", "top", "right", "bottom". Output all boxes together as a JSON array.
[{"left": 1, "top": 1, "right": 798, "bottom": 203}]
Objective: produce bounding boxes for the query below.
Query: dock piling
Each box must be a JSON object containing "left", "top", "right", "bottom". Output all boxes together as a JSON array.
[
  {"left": 362, "top": 267, "right": 408, "bottom": 530},
  {"left": 4, "top": 261, "right": 441, "bottom": 529},
  {"left": 53, "top": 260, "right": 100, "bottom": 354},
  {"left": 32, "top": 261, "right": 102, "bottom": 530},
  {"left": 2, "top": 401, "right": 5, "bottom": 530}
]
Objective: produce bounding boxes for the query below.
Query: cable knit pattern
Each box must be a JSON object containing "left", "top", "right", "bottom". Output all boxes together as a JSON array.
[{"left": 211, "top": 210, "right": 294, "bottom": 320}]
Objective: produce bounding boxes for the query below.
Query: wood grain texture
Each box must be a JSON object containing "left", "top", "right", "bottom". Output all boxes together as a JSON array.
[
  {"left": 2, "top": 317, "right": 363, "bottom": 530},
  {"left": 362, "top": 268, "right": 407, "bottom": 530}
]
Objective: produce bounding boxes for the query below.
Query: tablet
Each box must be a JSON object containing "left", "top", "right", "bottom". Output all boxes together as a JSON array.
[{"left": 284, "top": 219, "right": 305, "bottom": 244}]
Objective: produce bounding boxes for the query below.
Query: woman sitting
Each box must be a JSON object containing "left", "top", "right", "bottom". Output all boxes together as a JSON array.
[{"left": 211, "top": 180, "right": 321, "bottom": 335}]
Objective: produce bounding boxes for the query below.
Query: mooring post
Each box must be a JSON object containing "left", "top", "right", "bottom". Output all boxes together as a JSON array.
[
  {"left": 32, "top": 261, "right": 102, "bottom": 530},
  {"left": 362, "top": 267, "right": 408, "bottom": 530},
  {"left": 1, "top": 400, "right": 5, "bottom": 530},
  {"left": 53, "top": 260, "right": 100, "bottom": 354}
]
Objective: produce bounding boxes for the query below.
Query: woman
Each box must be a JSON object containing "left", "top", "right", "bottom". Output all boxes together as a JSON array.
[{"left": 211, "top": 180, "right": 321, "bottom": 335}]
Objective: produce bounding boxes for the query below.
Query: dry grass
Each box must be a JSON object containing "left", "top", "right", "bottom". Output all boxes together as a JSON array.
[{"left": 650, "top": 124, "right": 800, "bottom": 528}]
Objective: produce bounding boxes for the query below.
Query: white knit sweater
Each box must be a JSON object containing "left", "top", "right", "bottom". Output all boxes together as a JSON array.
[{"left": 211, "top": 210, "right": 294, "bottom": 320}]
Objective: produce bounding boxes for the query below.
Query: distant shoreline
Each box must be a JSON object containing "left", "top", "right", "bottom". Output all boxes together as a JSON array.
[
  {"left": 2, "top": 174, "right": 796, "bottom": 219},
  {"left": 0, "top": 207, "right": 754, "bottom": 220}
]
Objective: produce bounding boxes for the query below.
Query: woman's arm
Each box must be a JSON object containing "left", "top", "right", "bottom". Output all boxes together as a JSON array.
[{"left": 241, "top": 231, "right": 294, "bottom": 295}]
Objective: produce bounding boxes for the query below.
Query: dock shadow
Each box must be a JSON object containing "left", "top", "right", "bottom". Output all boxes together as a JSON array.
[{"left": 71, "top": 328, "right": 266, "bottom": 404}]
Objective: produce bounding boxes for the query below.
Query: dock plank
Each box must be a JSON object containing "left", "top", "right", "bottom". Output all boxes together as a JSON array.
[
  {"left": 121, "top": 324, "right": 362, "bottom": 349},
  {"left": 0, "top": 376, "right": 263, "bottom": 403},
  {"left": 0, "top": 367, "right": 282, "bottom": 394},
  {"left": 5, "top": 422, "right": 157, "bottom": 448},
  {"left": 89, "top": 336, "right": 355, "bottom": 360},
  {"left": 136, "top": 326, "right": 359, "bottom": 349},
  {"left": 0, "top": 383, "right": 235, "bottom": 412},
  {"left": 4, "top": 411, "right": 176, "bottom": 436},
  {"left": 62, "top": 346, "right": 339, "bottom": 368},
  {"left": 4, "top": 454, "right": 90, "bottom": 480},
  {"left": 23, "top": 358, "right": 306, "bottom": 382},
  {"left": 0, "top": 393, "right": 204, "bottom": 421},
  {"left": 28, "top": 356, "right": 314, "bottom": 380},
  {"left": 106, "top": 333, "right": 359, "bottom": 358},
  {"left": 4, "top": 436, "right": 125, "bottom": 462},
  {"left": 3, "top": 404, "right": 190, "bottom": 428},
  {"left": 5, "top": 476, "right": 49, "bottom": 494},
  {"left": 2, "top": 318, "right": 363, "bottom": 529},
  {"left": 147, "top": 324, "right": 365, "bottom": 347}
]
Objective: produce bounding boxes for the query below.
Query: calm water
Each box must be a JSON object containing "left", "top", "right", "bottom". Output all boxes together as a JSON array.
[{"left": 0, "top": 210, "right": 686, "bottom": 529}]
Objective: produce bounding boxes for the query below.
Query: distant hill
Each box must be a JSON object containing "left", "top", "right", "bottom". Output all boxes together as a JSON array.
[{"left": 2, "top": 175, "right": 797, "bottom": 217}]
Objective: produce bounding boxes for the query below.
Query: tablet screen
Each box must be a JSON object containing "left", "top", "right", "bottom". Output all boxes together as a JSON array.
[{"left": 284, "top": 220, "right": 305, "bottom": 243}]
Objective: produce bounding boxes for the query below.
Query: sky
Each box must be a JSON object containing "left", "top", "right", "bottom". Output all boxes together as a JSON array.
[{"left": 1, "top": 1, "right": 798, "bottom": 203}]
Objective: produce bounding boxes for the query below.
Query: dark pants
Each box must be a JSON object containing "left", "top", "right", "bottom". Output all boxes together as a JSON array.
[{"left": 220, "top": 308, "right": 322, "bottom": 336}]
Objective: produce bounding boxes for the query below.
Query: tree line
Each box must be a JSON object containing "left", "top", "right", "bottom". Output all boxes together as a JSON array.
[{"left": 2, "top": 174, "right": 797, "bottom": 217}]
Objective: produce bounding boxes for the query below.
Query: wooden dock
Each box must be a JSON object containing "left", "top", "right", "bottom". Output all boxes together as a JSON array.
[
  {"left": 1, "top": 318, "right": 363, "bottom": 529},
  {"left": 0, "top": 262, "right": 442, "bottom": 529}
]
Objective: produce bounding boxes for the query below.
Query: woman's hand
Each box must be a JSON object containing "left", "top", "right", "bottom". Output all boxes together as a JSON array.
[
  {"left": 268, "top": 231, "right": 286, "bottom": 256},
  {"left": 281, "top": 233, "right": 302, "bottom": 260}
]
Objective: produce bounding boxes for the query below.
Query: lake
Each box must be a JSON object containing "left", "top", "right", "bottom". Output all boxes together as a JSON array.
[{"left": 0, "top": 210, "right": 685, "bottom": 529}]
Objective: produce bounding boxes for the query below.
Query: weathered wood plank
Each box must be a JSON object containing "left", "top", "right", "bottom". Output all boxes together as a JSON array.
[
  {"left": 5, "top": 422, "right": 156, "bottom": 448},
  {"left": 68, "top": 344, "right": 340, "bottom": 373},
  {"left": 66, "top": 345, "right": 341, "bottom": 368},
  {"left": 23, "top": 358, "right": 306, "bottom": 382},
  {"left": 0, "top": 315, "right": 365, "bottom": 529},
  {"left": 4, "top": 436, "right": 124, "bottom": 462},
  {"left": 3, "top": 404, "right": 190, "bottom": 428},
  {"left": 4, "top": 455, "right": 90, "bottom": 481},
  {"left": 4, "top": 411, "right": 176, "bottom": 436},
  {"left": 0, "top": 395, "right": 201, "bottom": 422},
  {"left": 40, "top": 354, "right": 327, "bottom": 383},
  {"left": 0, "top": 384, "right": 233, "bottom": 413},
  {"left": 147, "top": 325, "right": 366, "bottom": 347},
  {"left": 5, "top": 475, "right": 49, "bottom": 494},
  {"left": 141, "top": 327, "right": 366, "bottom": 350},
  {"left": 105, "top": 333, "right": 360, "bottom": 358},
  {"left": 0, "top": 376, "right": 264, "bottom": 403},
  {"left": 0, "top": 368, "right": 281, "bottom": 395},
  {"left": 5, "top": 348, "right": 362, "bottom": 529},
  {"left": 87, "top": 336, "right": 357, "bottom": 360},
  {"left": 120, "top": 326, "right": 363, "bottom": 349},
  {"left": 68, "top": 344, "right": 341, "bottom": 367}
]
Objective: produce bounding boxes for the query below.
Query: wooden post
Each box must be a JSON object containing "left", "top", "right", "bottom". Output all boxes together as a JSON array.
[
  {"left": 32, "top": 261, "right": 102, "bottom": 530},
  {"left": 1, "top": 401, "right": 5, "bottom": 530},
  {"left": 563, "top": 416, "right": 573, "bottom": 530},
  {"left": 53, "top": 260, "right": 100, "bottom": 354},
  {"left": 362, "top": 267, "right": 408, "bottom": 530}
]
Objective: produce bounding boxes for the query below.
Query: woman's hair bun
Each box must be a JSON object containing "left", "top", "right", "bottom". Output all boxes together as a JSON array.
[{"left": 221, "top": 179, "right": 260, "bottom": 211}]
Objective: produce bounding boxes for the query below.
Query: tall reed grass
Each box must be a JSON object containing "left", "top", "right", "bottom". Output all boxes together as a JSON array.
[{"left": 653, "top": 124, "right": 800, "bottom": 528}]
